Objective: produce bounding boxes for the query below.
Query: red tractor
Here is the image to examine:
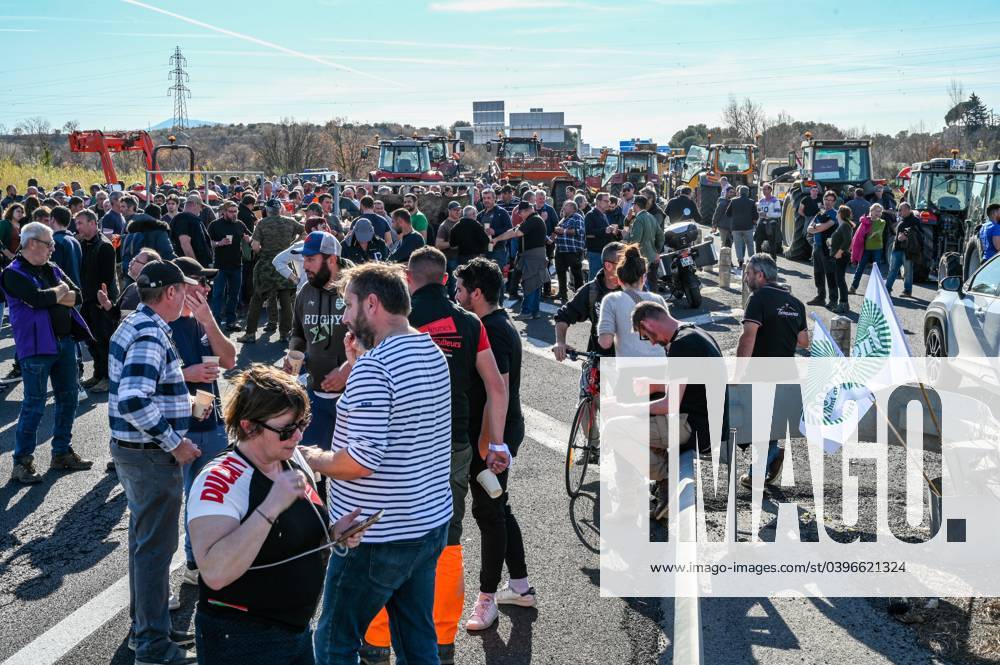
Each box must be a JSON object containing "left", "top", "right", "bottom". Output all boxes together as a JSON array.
[
  {"left": 362, "top": 136, "right": 445, "bottom": 183},
  {"left": 486, "top": 132, "right": 576, "bottom": 185},
  {"left": 416, "top": 134, "right": 466, "bottom": 179}
]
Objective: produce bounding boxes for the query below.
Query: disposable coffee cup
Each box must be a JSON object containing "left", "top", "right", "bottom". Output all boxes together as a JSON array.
[
  {"left": 476, "top": 469, "right": 503, "bottom": 499},
  {"left": 192, "top": 389, "right": 214, "bottom": 419},
  {"left": 202, "top": 355, "right": 219, "bottom": 366},
  {"left": 286, "top": 350, "right": 305, "bottom": 374}
]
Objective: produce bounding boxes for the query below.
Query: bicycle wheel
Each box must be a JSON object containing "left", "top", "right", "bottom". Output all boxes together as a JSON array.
[{"left": 565, "top": 397, "right": 596, "bottom": 498}]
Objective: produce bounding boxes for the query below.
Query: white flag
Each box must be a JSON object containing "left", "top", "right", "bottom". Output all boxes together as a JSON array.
[
  {"left": 852, "top": 263, "right": 918, "bottom": 387},
  {"left": 801, "top": 312, "right": 874, "bottom": 453}
]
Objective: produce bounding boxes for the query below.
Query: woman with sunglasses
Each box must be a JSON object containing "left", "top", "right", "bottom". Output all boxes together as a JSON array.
[{"left": 188, "top": 364, "right": 363, "bottom": 665}]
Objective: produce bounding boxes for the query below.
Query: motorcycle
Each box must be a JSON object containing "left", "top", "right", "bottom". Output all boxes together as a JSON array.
[
  {"left": 655, "top": 221, "right": 718, "bottom": 309},
  {"left": 755, "top": 216, "right": 782, "bottom": 258}
]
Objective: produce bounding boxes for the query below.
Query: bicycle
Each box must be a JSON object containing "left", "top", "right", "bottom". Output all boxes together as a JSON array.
[{"left": 564, "top": 349, "right": 602, "bottom": 498}]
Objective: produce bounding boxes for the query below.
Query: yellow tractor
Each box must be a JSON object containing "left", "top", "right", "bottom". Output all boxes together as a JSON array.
[{"left": 677, "top": 134, "right": 759, "bottom": 221}]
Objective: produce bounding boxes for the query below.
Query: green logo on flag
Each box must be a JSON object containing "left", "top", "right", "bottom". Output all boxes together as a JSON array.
[{"left": 853, "top": 299, "right": 891, "bottom": 358}]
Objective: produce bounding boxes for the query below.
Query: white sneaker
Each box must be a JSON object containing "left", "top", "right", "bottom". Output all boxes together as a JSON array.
[
  {"left": 495, "top": 584, "right": 537, "bottom": 608},
  {"left": 182, "top": 567, "right": 199, "bottom": 586},
  {"left": 465, "top": 594, "right": 499, "bottom": 632},
  {"left": 168, "top": 592, "right": 180, "bottom": 611}
]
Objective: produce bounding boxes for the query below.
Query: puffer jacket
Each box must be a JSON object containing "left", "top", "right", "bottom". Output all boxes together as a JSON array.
[
  {"left": 122, "top": 214, "right": 176, "bottom": 272},
  {"left": 850, "top": 215, "right": 873, "bottom": 264}
]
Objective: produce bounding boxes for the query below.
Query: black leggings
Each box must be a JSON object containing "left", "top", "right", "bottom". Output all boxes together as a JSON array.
[
  {"left": 835, "top": 254, "right": 850, "bottom": 303},
  {"left": 470, "top": 438, "right": 528, "bottom": 594}
]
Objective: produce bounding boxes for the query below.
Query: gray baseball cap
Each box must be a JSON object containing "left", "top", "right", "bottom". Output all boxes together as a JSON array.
[{"left": 353, "top": 218, "right": 375, "bottom": 242}]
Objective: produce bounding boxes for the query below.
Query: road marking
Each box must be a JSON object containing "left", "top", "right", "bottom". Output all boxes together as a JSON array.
[
  {"left": 503, "top": 298, "right": 559, "bottom": 315},
  {"left": 1, "top": 550, "right": 186, "bottom": 665},
  {"left": 523, "top": 404, "right": 571, "bottom": 454}
]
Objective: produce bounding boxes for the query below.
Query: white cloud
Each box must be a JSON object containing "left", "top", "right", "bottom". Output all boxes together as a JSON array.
[{"left": 429, "top": 0, "right": 573, "bottom": 12}]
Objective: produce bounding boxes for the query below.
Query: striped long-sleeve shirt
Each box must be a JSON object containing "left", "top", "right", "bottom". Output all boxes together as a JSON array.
[
  {"left": 328, "top": 332, "right": 453, "bottom": 543},
  {"left": 108, "top": 304, "right": 190, "bottom": 451}
]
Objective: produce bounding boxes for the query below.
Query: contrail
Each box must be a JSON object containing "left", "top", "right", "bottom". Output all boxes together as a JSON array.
[{"left": 121, "top": 0, "right": 404, "bottom": 88}]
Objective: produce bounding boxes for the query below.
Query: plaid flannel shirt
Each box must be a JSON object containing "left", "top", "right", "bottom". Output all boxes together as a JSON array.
[
  {"left": 554, "top": 213, "right": 586, "bottom": 254},
  {"left": 108, "top": 304, "right": 190, "bottom": 451}
]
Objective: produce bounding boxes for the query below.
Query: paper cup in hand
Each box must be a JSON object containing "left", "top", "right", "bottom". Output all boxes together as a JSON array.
[
  {"left": 286, "top": 350, "right": 304, "bottom": 374},
  {"left": 192, "top": 390, "right": 214, "bottom": 419},
  {"left": 476, "top": 469, "right": 503, "bottom": 499},
  {"left": 202, "top": 355, "right": 219, "bottom": 367}
]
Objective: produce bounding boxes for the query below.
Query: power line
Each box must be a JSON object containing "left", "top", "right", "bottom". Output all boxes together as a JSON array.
[{"left": 167, "top": 45, "right": 190, "bottom": 131}]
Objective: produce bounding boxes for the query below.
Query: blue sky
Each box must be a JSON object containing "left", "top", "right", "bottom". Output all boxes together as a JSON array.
[{"left": 4, "top": 0, "right": 1000, "bottom": 147}]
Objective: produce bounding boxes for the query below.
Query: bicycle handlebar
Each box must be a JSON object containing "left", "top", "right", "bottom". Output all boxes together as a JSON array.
[{"left": 565, "top": 349, "right": 602, "bottom": 362}]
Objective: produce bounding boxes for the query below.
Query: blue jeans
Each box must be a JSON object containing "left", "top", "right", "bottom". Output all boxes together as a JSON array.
[
  {"left": 302, "top": 390, "right": 339, "bottom": 451},
  {"left": 732, "top": 229, "right": 754, "bottom": 264},
  {"left": 15, "top": 338, "right": 79, "bottom": 460},
  {"left": 196, "top": 610, "right": 315, "bottom": 665},
  {"left": 211, "top": 267, "right": 243, "bottom": 326},
  {"left": 850, "top": 248, "right": 886, "bottom": 290},
  {"left": 885, "top": 249, "right": 913, "bottom": 293},
  {"left": 111, "top": 441, "right": 182, "bottom": 662},
  {"left": 587, "top": 251, "right": 603, "bottom": 278},
  {"left": 745, "top": 440, "right": 781, "bottom": 478},
  {"left": 182, "top": 424, "right": 230, "bottom": 565},
  {"left": 314, "top": 522, "right": 447, "bottom": 665},
  {"left": 521, "top": 287, "right": 541, "bottom": 315}
]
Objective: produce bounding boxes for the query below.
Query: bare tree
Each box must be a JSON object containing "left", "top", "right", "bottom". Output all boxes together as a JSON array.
[
  {"left": 324, "top": 118, "right": 374, "bottom": 180},
  {"left": 62, "top": 120, "right": 80, "bottom": 134},
  {"left": 254, "top": 118, "right": 327, "bottom": 175},
  {"left": 16, "top": 116, "right": 52, "bottom": 162},
  {"left": 721, "top": 96, "right": 768, "bottom": 143}
]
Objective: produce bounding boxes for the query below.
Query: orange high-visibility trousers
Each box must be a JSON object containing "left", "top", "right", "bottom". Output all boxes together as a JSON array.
[{"left": 364, "top": 543, "right": 465, "bottom": 648}]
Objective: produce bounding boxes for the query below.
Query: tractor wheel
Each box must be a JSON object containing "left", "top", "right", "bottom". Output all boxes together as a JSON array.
[
  {"left": 939, "top": 252, "right": 962, "bottom": 284},
  {"left": 698, "top": 183, "right": 720, "bottom": 222},
  {"left": 964, "top": 232, "right": 983, "bottom": 281},
  {"left": 912, "top": 224, "right": 935, "bottom": 283},
  {"left": 781, "top": 189, "right": 811, "bottom": 261}
]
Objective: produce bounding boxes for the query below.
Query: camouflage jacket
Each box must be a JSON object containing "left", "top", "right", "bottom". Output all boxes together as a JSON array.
[{"left": 252, "top": 215, "right": 303, "bottom": 290}]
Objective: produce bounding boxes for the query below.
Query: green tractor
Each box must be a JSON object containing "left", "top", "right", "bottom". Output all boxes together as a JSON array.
[{"left": 780, "top": 135, "right": 878, "bottom": 260}]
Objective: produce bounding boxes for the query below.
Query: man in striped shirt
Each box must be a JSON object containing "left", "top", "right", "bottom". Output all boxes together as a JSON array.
[
  {"left": 304, "top": 262, "right": 454, "bottom": 665},
  {"left": 109, "top": 259, "right": 202, "bottom": 665}
]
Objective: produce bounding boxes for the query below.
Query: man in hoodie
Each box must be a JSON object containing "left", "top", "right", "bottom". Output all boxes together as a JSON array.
[
  {"left": 725, "top": 186, "right": 760, "bottom": 271},
  {"left": 121, "top": 200, "right": 175, "bottom": 276},
  {"left": 341, "top": 218, "right": 388, "bottom": 265},
  {"left": 287, "top": 232, "right": 348, "bottom": 451}
]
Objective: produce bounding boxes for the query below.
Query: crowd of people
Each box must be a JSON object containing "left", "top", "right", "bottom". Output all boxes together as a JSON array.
[{"left": 0, "top": 169, "right": 918, "bottom": 665}]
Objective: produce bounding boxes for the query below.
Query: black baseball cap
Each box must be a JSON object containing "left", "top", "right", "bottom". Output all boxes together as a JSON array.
[
  {"left": 622, "top": 182, "right": 635, "bottom": 191},
  {"left": 136, "top": 260, "right": 199, "bottom": 289},
  {"left": 447, "top": 201, "right": 462, "bottom": 210},
  {"left": 174, "top": 256, "right": 219, "bottom": 280}
]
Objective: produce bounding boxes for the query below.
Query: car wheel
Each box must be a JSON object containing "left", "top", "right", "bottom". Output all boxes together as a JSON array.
[{"left": 925, "top": 321, "right": 951, "bottom": 387}]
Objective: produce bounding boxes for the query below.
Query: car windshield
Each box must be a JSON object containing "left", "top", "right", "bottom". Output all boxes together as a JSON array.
[
  {"left": 913, "top": 172, "right": 975, "bottom": 211},
  {"left": 622, "top": 154, "right": 654, "bottom": 173},
  {"left": 811, "top": 147, "right": 871, "bottom": 182},
  {"left": 717, "top": 148, "right": 750, "bottom": 172},
  {"left": 380, "top": 146, "right": 429, "bottom": 173}
]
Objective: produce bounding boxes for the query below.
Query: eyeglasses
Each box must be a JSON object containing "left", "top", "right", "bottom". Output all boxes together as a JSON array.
[
  {"left": 33, "top": 238, "right": 55, "bottom": 248},
  {"left": 254, "top": 417, "right": 311, "bottom": 441}
]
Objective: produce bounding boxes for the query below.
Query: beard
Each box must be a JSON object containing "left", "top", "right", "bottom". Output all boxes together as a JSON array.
[
  {"left": 307, "top": 262, "right": 331, "bottom": 289},
  {"left": 349, "top": 306, "right": 376, "bottom": 350}
]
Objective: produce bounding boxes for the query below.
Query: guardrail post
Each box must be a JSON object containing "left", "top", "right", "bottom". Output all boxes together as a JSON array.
[
  {"left": 718, "top": 247, "right": 731, "bottom": 289},
  {"left": 829, "top": 315, "right": 853, "bottom": 355}
]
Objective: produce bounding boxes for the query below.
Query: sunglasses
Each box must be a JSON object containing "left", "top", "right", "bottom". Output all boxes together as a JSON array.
[{"left": 254, "top": 417, "right": 311, "bottom": 441}]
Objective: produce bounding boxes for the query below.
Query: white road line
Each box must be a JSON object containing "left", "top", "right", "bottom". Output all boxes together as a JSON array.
[
  {"left": 1, "top": 550, "right": 186, "bottom": 665},
  {"left": 503, "top": 298, "right": 559, "bottom": 315},
  {"left": 523, "top": 404, "right": 571, "bottom": 454}
]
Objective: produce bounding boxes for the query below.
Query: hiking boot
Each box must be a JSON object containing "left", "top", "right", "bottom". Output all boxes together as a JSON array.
[
  {"left": 465, "top": 593, "right": 499, "bottom": 631},
  {"left": 88, "top": 378, "right": 110, "bottom": 394},
  {"left": 129, "top": 629, "right": 195, "bottom": 652},
  {"left": 80, "top": 375, "right": 101, "bottom": 389},
  {"left": 51, "top": 450, "right": 94, "bottom": 472},
  {"left": 358, "top": 641, "right": 390, "bottom": 665},
  {"left": 236, "top": 333, "right": 256, "bottom": 344},
  {"left": 805, "top": 296, "right": 826, "bottom": 306},
  {"left": 496, "top": 584, "right": 538, "bottom": 608},
  {"left": 902, "top": 290, "right": 912, "bottom": 298},
  {"left": 825, "top": 300, "right": 838, "bottom": 310},
  {"left": 0, "top": 363, "right": 21, "bottom": 385},
  {"left": 835, "top": 303, "right": 850, "bottom": 315},
  {"left": 764, "top": 448, "right": 785, "bottom": 485},
  {"left": 438, "top": 643, "right": 456, "bottom": 665},
  {"left": 11, "top": 456, "right": 42, "bottom": 484}
]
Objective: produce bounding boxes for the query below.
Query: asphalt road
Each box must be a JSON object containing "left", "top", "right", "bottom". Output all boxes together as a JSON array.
[{"left": 0, "top": 238, "right": 949, "bottom": 665}]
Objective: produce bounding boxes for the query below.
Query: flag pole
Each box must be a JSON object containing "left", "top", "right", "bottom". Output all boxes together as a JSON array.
[{"left": 871, "top": 400, "right": 941, "bottom": 497}]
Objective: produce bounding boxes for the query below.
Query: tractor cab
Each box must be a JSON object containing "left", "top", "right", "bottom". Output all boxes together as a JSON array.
[
  {"left": 363, "top": 137, "right": 443, "bottom": 182},
  {"left": 417, "top": 134, "right": 465, "bottom": 178},
  {"left": 604, "top": 143, "right": 660, "bottom": 195}
]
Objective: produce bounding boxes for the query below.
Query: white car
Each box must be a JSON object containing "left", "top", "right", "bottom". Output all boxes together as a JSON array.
[{"left": 925, "top": 253, "right": 1000, "bottom": 361}]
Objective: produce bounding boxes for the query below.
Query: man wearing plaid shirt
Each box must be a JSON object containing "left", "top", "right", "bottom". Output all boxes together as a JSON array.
[
  {"left": 553, "top": 200, "right": 586, "bottom": 301},
  {"left": 109, "top": 259, "right": 201, "bottom": 665}
]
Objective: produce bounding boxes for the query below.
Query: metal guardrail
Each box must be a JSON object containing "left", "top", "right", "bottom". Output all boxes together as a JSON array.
[
  {"left": 144, "top": 170, "right": 265, "bottom": 198},
  {"left": 329, "top": 180, "right": 475, "bottom": 218}
]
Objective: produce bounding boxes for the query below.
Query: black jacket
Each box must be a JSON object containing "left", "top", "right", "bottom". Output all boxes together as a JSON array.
[
  {"left": 79, "top": 234, "right": 119, "bottom": 304},
  {"left": 341, "top": 236, "right": 389, "bottom": 264},
  {"left": 725, "top": 195, "right": 759, "bottom": 231},
  {"left": 665, "top": 195, "right": 701, "bottom": 224},
  {"left": 553, "top": 269, "right": 620, "bottom": 355}
]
